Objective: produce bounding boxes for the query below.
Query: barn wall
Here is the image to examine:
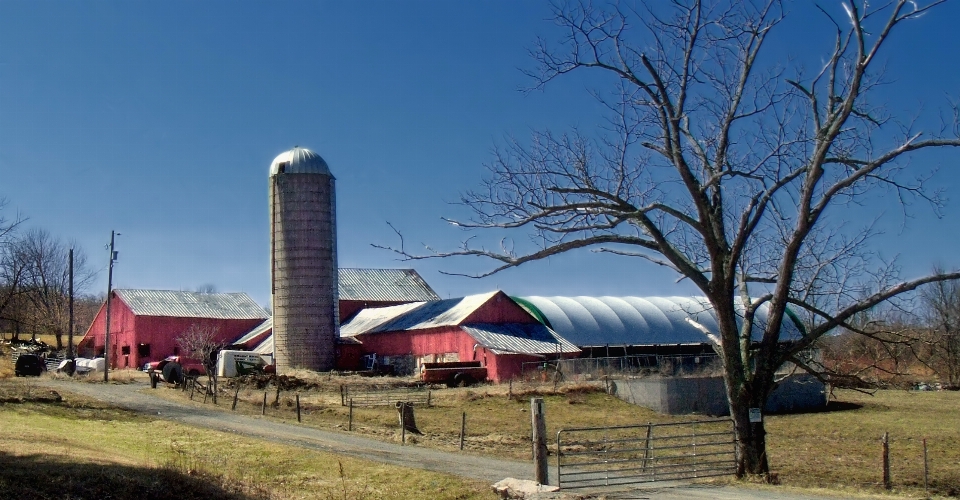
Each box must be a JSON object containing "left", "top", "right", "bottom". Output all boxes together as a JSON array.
[
  {"left": 79, "top": 294, "right": 264, "bottom": 370},
  {"left": 353, "top": 327, "right": 471, "bottom": 364},
  {"left": 78, "top": 294, "right": 137, "bottom": 369},
  {"left": 336, "top": 343, "right": 364, "bottom": 371},
  {"left": 350, "top": 327, "right": 572, "bottom": 383},
  {"left": 465, "top": 293, "right": 539, "bottom": 324}
]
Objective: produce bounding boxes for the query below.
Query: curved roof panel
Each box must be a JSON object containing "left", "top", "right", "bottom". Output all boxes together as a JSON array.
[
  {"left": 519, "top": 296, "right": 802, "bottom": 347},
  {"left": 269, "top": 146, "right": 332, "bottom": 176}
]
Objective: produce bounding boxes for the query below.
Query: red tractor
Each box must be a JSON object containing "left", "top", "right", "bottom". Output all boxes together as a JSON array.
[{"left": 143, "top": 355, "right": 206, "bottom": 386}]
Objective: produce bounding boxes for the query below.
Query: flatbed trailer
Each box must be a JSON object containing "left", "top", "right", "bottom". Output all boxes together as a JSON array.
[{"left": 420, "top": 361, "right": 487, "bottom": 387}]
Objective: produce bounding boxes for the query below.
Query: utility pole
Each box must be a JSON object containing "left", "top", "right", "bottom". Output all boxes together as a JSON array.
[
  {"left": 68, "top": 248, "right": 74, "bottom": 361},
  {"left": 104, "top": 231, "right": 118, "bottom": 382}
]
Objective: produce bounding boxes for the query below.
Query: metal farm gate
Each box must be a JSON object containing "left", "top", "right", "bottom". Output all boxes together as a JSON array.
[{"left": 556, "top": 419, "right": 736, "bottom": 489}]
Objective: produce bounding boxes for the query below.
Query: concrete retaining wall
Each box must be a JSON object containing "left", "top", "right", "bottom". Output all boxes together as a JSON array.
[{"left": 611, "top": 373, "right": 827, "bottom": 415}]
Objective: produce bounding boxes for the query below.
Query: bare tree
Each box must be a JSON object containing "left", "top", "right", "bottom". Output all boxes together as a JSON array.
[
  {"left": 176, "top": 323, "right": 223, "bottom": 401},
  {"left": 383, "top": 0, "right": 960, "bottom": 477},
  {"left": 0, "top": 198, "right": 25, "bottom": 336},
  {"left": 11, "top": 229, "right": 96, "bottom": 349},
  {"left": 920, "top": 271, "right": 960, "bottom": 387}
]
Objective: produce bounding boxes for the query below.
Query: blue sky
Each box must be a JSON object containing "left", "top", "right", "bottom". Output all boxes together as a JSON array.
[{"left": 1, "top": 1, "right": 959, "bottom": 308}]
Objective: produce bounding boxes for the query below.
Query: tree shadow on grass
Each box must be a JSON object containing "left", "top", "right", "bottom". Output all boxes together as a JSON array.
[
  {"left": 769, "top": 400, "right": 863, "bottom": 416},
  {"left": 0, "top": 451, "right": 268, "bottom": 500}
]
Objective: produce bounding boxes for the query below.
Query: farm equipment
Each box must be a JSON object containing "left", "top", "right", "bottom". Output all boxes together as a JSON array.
[{"left": 420, "top": 361, "right": 487, "bottom": 387}]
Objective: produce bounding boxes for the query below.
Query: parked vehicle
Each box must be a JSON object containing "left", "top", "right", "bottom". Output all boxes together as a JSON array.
[
  {"left": 15, "top": 354, "right": 44, "bottom": 377},
  {"left": 143, "top": 355, "right": 206, "bottom": 384}
]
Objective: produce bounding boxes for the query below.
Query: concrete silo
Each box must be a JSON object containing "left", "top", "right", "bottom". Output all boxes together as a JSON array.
[{"left": 269, "top": 147, "right": 339, "bottom": 373}]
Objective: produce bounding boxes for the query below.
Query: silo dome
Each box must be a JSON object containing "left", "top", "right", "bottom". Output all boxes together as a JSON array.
[{"left": 269, "top": 147, "right": 332, "bottom": 176}]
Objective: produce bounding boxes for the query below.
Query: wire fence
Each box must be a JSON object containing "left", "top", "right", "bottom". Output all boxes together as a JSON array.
[{"left": 522, "top": 354, "right": 726, "bottom": 382}]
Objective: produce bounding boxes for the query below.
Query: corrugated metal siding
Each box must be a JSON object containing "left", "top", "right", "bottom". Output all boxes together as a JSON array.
[
  {"left": 462, "top": 323, "right": 580, "bottom": 355},
  {"left": 115, "top": 289, "right": 269, "bottom": 320},
  {"left": 338, "top": 268, "right": 440, "bottom": 302},
  {"left": 340, "top": 291, "right": 499, "bottom": 336}
]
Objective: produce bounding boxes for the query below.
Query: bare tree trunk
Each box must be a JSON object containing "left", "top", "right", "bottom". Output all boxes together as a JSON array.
[{"left": 730, "top": 395, "right": 769, "bottom": 477}]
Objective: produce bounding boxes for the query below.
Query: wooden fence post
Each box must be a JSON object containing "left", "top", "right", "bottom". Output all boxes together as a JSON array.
[
  {"left": 348, "top": 399, "right": 354, "bottom": 431},
  {"left": 296, "top": 394, "right": 301, "bottom": 423},
  {"left": 882, "top": 432, "right": 891, "bottom": 490},
  {"left": 923, "top": 437, "right": 929, "bottom": 493},
  {"left": 459, "top": 411, "right": 466, "bottom": 451},
  {"left": 261, "top": 391, "right": 267, "bottom": 416},
  {"left": 232, "top": 385, "right": 240, "bottom": 411},
  {"left": 531, "top": 397, "right": 548, "bottom": 485},
  {"left": 401, "top": 405, "right": 406, "bottom": 445}
]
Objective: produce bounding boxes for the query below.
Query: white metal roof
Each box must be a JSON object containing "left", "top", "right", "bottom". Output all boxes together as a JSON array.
[
  {"left": 115, "top": 289, "right": 269, "bottom": 320},
  {"left": 340, "top": 291, "right": 500, "bottom": 336},
  {"left": 269, "top": 146, "right": 332, "bottom": 176},
  {"left": 462, "top": 323, "right": 581, "bottom": 356},
  {"left": 232, "top": 317, "right": 272, "bottom": 346},
  {"left": 339, "top": 268, "right": 440, "bottom": 302},
  {"left": 518, "top": 296, "right": 802, "bottom": 347}
]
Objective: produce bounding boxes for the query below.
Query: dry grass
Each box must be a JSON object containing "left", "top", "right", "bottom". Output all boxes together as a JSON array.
[
  {"left": 188, "top": 376, "right": 960, "bottom": 497},
  {"left": 767, "top": 389, "right": 960, "bottom": 497},
  {"left": 0, "top": 378, "right": 494, "bottom": 500}
]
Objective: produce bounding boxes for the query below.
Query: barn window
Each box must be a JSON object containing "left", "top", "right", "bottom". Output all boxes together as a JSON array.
[
  {"left": 277, "top": 162, "right": 288, "bottom": 173},
  {"left": 138, "top": 344, "right": 151, "bottom": 357},
  {"left": 121, "top": 345, "right": 131, "bottom": 355}
]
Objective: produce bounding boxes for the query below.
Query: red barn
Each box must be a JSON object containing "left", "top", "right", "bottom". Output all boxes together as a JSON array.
[
  {"left": 337, "top": 291, "right": 580, "bottom": 382},
  {"left": 79, "top": 289, "right": 269, "bottom": 370}
]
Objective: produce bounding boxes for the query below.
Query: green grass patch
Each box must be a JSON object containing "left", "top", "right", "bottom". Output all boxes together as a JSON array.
[{"left": 0, "top": 379, "right": 493, "bottom": 500}]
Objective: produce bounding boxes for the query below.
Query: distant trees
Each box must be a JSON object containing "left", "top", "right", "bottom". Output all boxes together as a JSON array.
[
  {"left": 819, "top": 277, "right": 960, "bottom": 389},
  {"left": 0, "top": 202, "right": 97, "bottom": 349}
]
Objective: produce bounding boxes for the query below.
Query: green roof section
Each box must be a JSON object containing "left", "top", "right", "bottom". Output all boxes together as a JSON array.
[{"left": 509, "top": 296, "right": 552, "bottom": 328}]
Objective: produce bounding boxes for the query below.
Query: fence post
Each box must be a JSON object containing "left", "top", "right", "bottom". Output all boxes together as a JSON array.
[
  {"left": 882, "top": 432, "right": 891, "bottom": 490},
  {"left": 296, "top": 394, "right": 301, "bottom": 423},
  {"left": 459, "top": 411, "right": 466, "bottom": 450},
  {"left": 349, "top": 399, "right": 354, "bottom": 431},
  {"left": 401, "top": 404, "right": 406, "bottom": 445},
  {"left": 531, "top": 397, "right": 548, "bottom": 485},
  {"left": 232, "top": 385, "right": 240, "bottom": 411},
  {"left": 642, "top": 422, "right": 653, "bottom": 473},
  {"left": 923, "top": 438, "right": 929, "bottom": 493},
  {"left": 261, "top": 391, "right": 267, "bottom": 416}
]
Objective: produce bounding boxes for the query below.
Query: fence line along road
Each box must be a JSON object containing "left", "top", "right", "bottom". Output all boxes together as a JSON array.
[{"left": 26, "top": 378, "right": 849, "bottom": 500}]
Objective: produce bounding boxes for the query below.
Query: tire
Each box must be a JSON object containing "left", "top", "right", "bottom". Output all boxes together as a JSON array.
[
  {"left": 451, "top": 372, "right": 476, "bottom": 387},
  {"left": 162, "top": 362, "right": 184, "bottom": 385}
]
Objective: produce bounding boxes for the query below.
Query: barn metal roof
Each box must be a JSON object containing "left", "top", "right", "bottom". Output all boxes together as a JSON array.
[
  {"left": 232, "top": 317, "right": 272, "bottom": 346},
  {"left": 115, "top": 289, "right": 269, "bottom": 320},
  {"left": 338, "top": 268, "right": 440, "bottom": 302},
  {"left": 462, "top": 323, "right": 580, "bottom": 356},
  {"left": 269, "top": 146, "right": 332, "bottom": 176},
  {"left": 340, "top": 291, "right": 500, "bottom": 336},
  {"left": 517, "top": 296, "right": 803, "bottom": 347}
]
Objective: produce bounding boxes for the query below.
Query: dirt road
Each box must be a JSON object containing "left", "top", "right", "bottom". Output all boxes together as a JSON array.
[{"left": 32, "top": 378, "right": 852, "bottom": 499}]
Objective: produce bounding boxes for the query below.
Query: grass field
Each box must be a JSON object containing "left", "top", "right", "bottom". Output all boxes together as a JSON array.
[
  {"left": 184, "top": 375, "right": 960, "bottom": 498},
  {"left": 0, "top": 379, "right": 493, "bottom": 500},
  {"left": 4, "top": 340, "right": 959, "bottom": 498}
]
